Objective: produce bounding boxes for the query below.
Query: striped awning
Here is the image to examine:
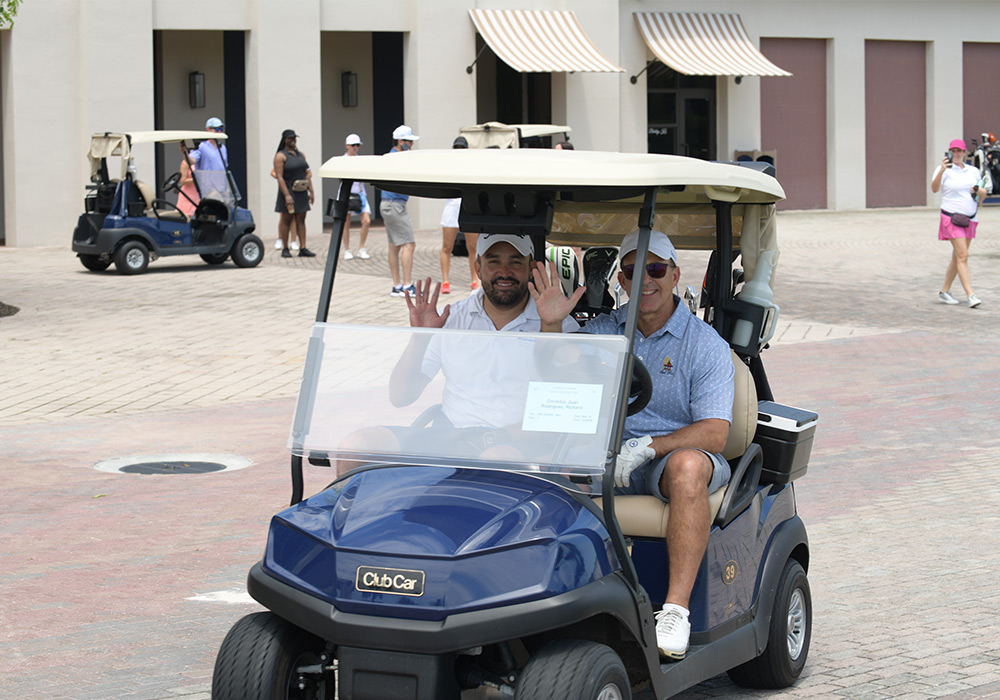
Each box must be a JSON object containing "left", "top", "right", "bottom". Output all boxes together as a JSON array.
[
  {"left": 470, "top": 9, "right": 624, "bottom": 73},
  {"left": 634, "top": 12, "right": 791, "bottom": 77}
]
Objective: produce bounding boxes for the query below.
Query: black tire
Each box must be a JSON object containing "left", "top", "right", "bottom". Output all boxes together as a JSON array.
[
  {"left": 114, "top": 241, "right": 149, "bottom": 275},
  {"left": 79, "top": 254, "right": 111, "bottom": 272},
  {"left": 211, "top": 612, "right": 334, "bottom": 700},
  {"left": 516, "top": 639, "right": 630, "bottom": 700},
  {"left": 201, "top": 253, "right": 230, "bottom": 265},
  {"left": 232, "top": 233, "right": 264, "bottom": 268},
  {"left": 727, "top": 559, "right": 811, "bottom": 689}
]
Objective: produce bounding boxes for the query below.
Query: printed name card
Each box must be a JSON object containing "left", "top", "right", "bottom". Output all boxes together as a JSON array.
[{"left": 521, "top": 382, "right": 603, "bottom": 434}]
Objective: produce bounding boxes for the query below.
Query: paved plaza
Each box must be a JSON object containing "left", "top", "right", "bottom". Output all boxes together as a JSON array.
[{"left": 1, "top": 206, "right": 999, "bottom": 699}]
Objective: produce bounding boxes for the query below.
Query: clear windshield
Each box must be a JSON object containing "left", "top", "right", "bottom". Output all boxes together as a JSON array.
[
  {"left": 194, "top": 170, "right": 235, "bottom": 207},
  {"left": 289, "top": 323, "right": 629, "bottom": 483}
]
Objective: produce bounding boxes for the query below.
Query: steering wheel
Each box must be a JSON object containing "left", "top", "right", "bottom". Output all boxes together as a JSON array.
[
  {"left": 627, "top": 357, "right": 653, "bottom": 417},
  {"left": 163, "top": 172, "right": 182, "bottom": 193}
]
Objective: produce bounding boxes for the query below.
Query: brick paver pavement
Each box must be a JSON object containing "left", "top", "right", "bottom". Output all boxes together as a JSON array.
[{"left": 2, "top": 206, "right": 999, "bottom": 699}]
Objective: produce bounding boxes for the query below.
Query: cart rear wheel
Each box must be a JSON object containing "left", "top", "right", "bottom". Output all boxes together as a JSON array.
[
  {"left": 211, "top": 611, "right": 334, "bottom": 700},
  {"left": 232, "top": 233, "right": 264, "bottom": 268},
  {"left": 79, "top": 254, "right": 111, "bottom": 272},
  {"left": 516, "top": 639, "right": 630, "bottom": 700},
  {"left": 114, "top": 241, "right": 149, "bottom": 275},
  {"left": 201, "top": 253, "right": 230, "bottom": 265},
  {"left": 727, "top": 558, "right": 811, "bottom": 688}
]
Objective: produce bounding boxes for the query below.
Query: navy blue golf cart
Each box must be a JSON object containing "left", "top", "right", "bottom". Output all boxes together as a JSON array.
[
  {"left": 211, "top": 149, "right": 817, "bottom": 700},
  {"left": 72, "top": 131, "right": 261, "bottom": 274}
]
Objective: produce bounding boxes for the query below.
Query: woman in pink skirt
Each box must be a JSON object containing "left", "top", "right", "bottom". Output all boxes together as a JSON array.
[{"left": 931, "top": 139, "right": 985, "bottom": 307}]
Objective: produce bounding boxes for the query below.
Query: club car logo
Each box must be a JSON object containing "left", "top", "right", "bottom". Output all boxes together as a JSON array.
[{"left": 356, "top": 566, "right": 426, "bottom": 597}]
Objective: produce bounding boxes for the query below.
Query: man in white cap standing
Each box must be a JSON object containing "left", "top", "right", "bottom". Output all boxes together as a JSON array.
[
  {"left": 583, "top": 229, "right": 734, "bottom": 661},
  {"left": 380, "top": 125, "right": 420, "bottom": 297},
  {"left": 340, "top": 133, "right": 370, "bottom": 260}
]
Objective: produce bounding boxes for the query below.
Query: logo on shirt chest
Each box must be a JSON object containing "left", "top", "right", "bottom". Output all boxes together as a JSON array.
[{"left": 661, "top": 356, "right": 674, "bottom": 374}]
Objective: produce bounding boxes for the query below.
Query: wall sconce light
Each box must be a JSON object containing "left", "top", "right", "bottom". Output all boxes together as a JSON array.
[
  {"left": 342, "top": 71, "right": 358, "bottom": 108},
  {"left": 189, "top": 72, "right": 205, "bottom": 109}
]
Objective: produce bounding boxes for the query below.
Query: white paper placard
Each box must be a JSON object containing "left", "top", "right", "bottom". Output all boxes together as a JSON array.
[{"left": 521, "top": 382, "right": 603, "bottom": 434}]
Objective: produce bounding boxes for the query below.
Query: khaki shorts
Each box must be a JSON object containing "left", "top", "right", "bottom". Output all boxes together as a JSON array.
[{"left": 380, "top": 199, "right": 415, "bottom": 245}]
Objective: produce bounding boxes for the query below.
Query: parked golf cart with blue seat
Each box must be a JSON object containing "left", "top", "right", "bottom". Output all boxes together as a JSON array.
[
  {"left": 211, "top": 149, "right": 817, "bottom": 700},
  {"left": 72, "top": 131, "right": 262, "bottom": 274}
]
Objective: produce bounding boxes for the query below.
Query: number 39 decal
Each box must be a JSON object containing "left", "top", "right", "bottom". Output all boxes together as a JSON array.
[{"left": 722, "top": 560, "right": 738, "bottom": 586}]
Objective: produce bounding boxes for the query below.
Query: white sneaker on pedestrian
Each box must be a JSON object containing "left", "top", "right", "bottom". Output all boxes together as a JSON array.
[
  {"left": 968, "top": 294, "right": 982, "bottom": 308},
  {"left": 291, "top": 240, "right": 301, "bottom": 251},
  {"left": 357, "top": 248, "right": 370, "bottom": 260},
  {"left": 403, "top": 284, "right": 417, "bottom": 298},
  {"left": 343, "top": 250, "right": 354, "bottom": 260},
  {"left": 654, "top": 604, "right": 690, "bottom": 660},
  {"left": 274, "top": 239, "right": 283, "bottom": 250},
  {"left": 938, "top": 291, "right": 959, "bottom": 305},
  {"left": 390, "top": 285, "right": 404, "bottom": 298}
]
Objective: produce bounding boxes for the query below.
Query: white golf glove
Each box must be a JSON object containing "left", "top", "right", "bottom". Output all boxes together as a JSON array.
[{"left": 615, "top": 435, "right": 655, "bottom": 488}]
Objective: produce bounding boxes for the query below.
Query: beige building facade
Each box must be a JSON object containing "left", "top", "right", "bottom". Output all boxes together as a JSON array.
[{"left": 2, "top": 0, "right": 1000, "bottom": 247}]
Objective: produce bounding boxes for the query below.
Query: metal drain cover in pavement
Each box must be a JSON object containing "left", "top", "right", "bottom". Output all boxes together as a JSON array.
[
  {"left": 93, "top": 453, "right": 252, "bottom": 475},
  {"left": 121, "top": 460, "right": 226, "bottom": 475}
]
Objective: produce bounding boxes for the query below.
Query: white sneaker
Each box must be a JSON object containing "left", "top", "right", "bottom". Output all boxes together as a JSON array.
[
  {"left": 291, "top": 240, "right": 301, "bottom": 251},
  {"left": 968, "top": 294, "right": 982, "bottom": 308},
  {"left": 343, "top": 250, "right": 354, "bottom": 260},
  {"left": 390, "top": 285, "right": 404, "bottom": 298},
  {"left": 654, "top": 604, "right": 690, "bottom": 659},
  {"left": 938, "top": 291, "right": 959, "bottom": 305},
  {"left": 357, "top": 248, "right": 370, "bottom": 260},
  {"left": 274, "top": 239, "right": 283, "bottom": 250}
]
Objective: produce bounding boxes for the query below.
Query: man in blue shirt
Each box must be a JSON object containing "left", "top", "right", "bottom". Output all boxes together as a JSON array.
[
  {"left": 582, "top": 230, "right": 734, "bottom": 661},
  {"left": 380, "top": 125, "right": 419, "bottom": 298},
  {"left": 183, "top": 117, "right": 230, "bottom": 202},
  {"left": 188, "top": 116, "right": 229, "bottom": 171}
]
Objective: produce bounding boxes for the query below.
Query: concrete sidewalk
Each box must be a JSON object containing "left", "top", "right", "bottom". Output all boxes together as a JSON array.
[{"left": 2, "top": 206, "right": 1000, "bottom": 699}]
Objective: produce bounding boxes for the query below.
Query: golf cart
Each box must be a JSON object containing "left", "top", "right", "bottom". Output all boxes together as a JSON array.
[
  {"left": 72, "top": 131, "right": 262, "bottom": 274},
  {"left": 212, "top": 149, "right": 816, "bottom": 700},
  {"left": 459, "top": 122, "right": 573, "bottom": 150},
  {"left": 451, "top": 123, "right": 573, "bottom": 256}
]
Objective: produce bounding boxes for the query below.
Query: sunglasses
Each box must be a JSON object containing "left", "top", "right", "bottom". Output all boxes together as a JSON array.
[{"left": 621, "top": 262, "right": 673, "bottom": 280}]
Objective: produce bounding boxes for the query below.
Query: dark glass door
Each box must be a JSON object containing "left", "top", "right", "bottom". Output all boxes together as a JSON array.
[{"left": 646, "top": 63, "right": 715, "bottom": 159}]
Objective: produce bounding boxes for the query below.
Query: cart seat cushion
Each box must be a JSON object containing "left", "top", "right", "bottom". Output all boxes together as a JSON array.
[
  {"left": 596, "top": 489, "right": 726, "bottom": 539},
  {"left": 722, "top": 350, "right": 757, "bottom": 460},
  {"left": 134, "top": 180, "right": 155, "bottom": 211}
]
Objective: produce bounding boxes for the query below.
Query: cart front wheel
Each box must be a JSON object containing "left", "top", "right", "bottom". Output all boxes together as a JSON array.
[
  {"left": 211, "top": 611, "right": 334, "bottom": 700},
  {"left": 232, "top": 233, "right": 264, "bottom": 268},
  {"left": 114, "top": 241, "right": 149, "bottom": 275},
  {"left": 516, "top": 639, "right": 630, "bottom": 700},
  {"left": 727, "top": 558, "right": 811, "bottom": 688}
]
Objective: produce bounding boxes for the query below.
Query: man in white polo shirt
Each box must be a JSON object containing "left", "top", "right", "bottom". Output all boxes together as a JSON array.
[
  {"left": 331, "top": 234, "right": 584, "bottom": 469},
  {"left": 405, "top": 232, "right": 583, "bottom": 333},
  {"left": 391, "top": 234, "right": 583, "bottom": 424}
]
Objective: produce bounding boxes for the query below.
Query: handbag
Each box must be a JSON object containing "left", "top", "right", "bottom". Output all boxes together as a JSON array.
[
  {"left": 348, "top": 193, "right": 363, "bottom": 212},
  {"left": 291, "top": 179, "right": 310, "bottom": 192},
  {"left": 943, "top": 210, "right": 971, "bottom": 228}
]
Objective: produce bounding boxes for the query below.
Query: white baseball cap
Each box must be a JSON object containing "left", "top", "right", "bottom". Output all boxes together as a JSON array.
[
  {"left": 620, "top": 230, "right": 677, "bottom": 264},
  {"left": 476, "top": 233, "right": 534, "bottom": 258},
  {"left": 345, "top": 133, "right": 362, "bottom": 146},
  {"left": 392, "top": 125, "right": 419, "bottom": 141},
  {"left": 205, "top": 117, "right": 224, "bottom": 129}
]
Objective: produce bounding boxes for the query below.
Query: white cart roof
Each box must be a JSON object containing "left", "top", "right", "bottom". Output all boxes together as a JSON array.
[
  {"left": 318, "top": 148, "right": 784, "bottom": 205},
  {"left": 89, "top": 131, "right": 228, "bottom": 179}
]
